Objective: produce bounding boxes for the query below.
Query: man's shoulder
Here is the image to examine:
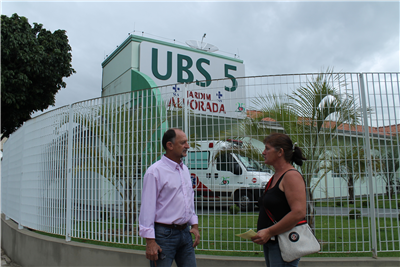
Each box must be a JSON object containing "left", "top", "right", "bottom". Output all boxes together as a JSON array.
[
  {"left": 147, "top": 158, "right": 164, "bottom": 170},
  {"left": 147, "top": 157, "right": 172, "bottom": 172}
]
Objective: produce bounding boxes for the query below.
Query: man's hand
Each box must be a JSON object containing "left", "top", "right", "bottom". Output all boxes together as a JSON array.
[
  {"left": 145, "top": 238, "right": 162, "bottom": 262},
  {"left": 190, "top": 224, "right": 201, "bottom": 247}
]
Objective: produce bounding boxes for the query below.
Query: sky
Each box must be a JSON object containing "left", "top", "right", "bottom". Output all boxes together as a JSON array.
[{"left": 2, "top": 0, "right": 399, "bottom": 115}]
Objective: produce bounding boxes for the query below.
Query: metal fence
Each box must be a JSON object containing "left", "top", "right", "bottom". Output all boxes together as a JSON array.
[{"left": 2, "top": 72, "right": 399, "bottom": 257}]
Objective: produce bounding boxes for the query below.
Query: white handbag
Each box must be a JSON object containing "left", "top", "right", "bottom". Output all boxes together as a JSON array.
[
  {"left": 266, "top": 209, "right": 321, "bottom": 262},
  {"left": 276, "top": 221, "right": 321, "bottom": 262}
]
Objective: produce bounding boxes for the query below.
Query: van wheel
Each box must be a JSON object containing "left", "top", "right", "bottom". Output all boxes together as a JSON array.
[{"left": 235, "top": 191, "right": 253, "bottom": 212}]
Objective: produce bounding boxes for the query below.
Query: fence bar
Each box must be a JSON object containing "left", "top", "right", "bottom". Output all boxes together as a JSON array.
[
  {"left": 359, "top": 73, "right": 378, "bottom": 258},
  {"left": 65, "top": 105, "right": 74, "bottom": 242},
  {"left": 184, "top": 83, "right": 189, "bottom": 166}
]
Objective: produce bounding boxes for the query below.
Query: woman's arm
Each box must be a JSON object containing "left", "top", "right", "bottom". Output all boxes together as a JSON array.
[{"left": 252, "top": 171, "right": 306, "bottom": 245}]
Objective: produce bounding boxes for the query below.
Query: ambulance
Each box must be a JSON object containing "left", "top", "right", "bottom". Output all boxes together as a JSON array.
[{"left": 187, "top": 139, "right": 273, "bottom": 211}]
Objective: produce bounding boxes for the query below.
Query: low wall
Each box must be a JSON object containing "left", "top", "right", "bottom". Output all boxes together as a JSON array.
[
  {"left": 1, "top": 215, "right": 265, "bottom": 267},
  {"left": 1, "top": 214, "right": 150, "bottom": 267},
  {"left": 2, "top": 214, "right": 398, "bottom": 267}
]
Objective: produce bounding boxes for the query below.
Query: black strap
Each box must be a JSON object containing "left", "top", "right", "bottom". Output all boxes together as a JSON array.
[{"left": 264, "top": 169, "right": 297, "bottom": 193}]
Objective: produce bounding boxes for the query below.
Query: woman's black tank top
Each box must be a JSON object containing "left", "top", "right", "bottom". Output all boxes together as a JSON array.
[{"left": 257, "top": 170, "right": 297, "bottom": 232}]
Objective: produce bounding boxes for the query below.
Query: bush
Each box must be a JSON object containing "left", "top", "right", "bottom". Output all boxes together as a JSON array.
[
  {"left": 335, "top": 201, "right": 342, "bottom": 207},
  {"left": 362, "top": 201, "right": 369, "bottom": 208},
  {"left": 229, "top": 204, "right": 240, "bottom": 214},
  {"left": 349, "top": 209, "right": 361, "bottom": 219}
]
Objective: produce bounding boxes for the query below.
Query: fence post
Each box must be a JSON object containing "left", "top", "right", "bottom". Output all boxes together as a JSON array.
[
  {"left": 184, "top": 83, "right": 188, "bottom": 166},
  {"left": 359, "top": 73, "right": 378, "bottom": 258},
  {"left": 65, "top": 105, "right": 74, "bottom": 242}
]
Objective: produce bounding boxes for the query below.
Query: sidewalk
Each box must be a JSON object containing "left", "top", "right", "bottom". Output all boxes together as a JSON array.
[
  {"left": 195, "top": 254, "right": 400, "bottom": 267},
  {"left": 1, "top": 249, "right": 20, "bottom": 267},
  {"left": 2, "top": 246, "right": 399, "bottom": 267}
]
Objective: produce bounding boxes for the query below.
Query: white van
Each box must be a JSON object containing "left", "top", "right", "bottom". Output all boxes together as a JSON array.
[{"left": 187, "top": 139, "right": 273, "bottom": 211}]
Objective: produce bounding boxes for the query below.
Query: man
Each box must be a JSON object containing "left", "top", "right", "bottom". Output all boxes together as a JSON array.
[{"left": 139, "top": 128, "right": 201, "bottom": 267}]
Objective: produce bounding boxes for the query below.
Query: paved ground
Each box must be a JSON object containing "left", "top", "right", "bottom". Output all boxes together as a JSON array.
[
  {"left": 2, "top": 247, "right": 399, "bottom": 267},
  {"left": 1, "top": 249, "right": 20, "bottom": 267},
  {"left": 314, "top": 206, "right": 399, "bottom": 218}
]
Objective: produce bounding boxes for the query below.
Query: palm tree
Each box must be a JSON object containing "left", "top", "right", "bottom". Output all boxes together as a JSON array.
[{"left": 242, "top": 69, "right": 365, "bottom": 227}]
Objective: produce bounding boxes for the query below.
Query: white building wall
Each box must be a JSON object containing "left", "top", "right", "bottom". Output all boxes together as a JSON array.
[{"left": 102, "top": 41, "right": 140, "bottom": 97}]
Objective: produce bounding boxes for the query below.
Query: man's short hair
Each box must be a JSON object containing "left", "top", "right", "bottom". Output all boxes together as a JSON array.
[{"left": 162, "top": 128, "right": 178, "bottom": 150}]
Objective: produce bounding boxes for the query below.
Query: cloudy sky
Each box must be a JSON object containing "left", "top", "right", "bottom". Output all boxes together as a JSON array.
[{"left": 2, "top": 0, "right": 399, "bottom": 115}]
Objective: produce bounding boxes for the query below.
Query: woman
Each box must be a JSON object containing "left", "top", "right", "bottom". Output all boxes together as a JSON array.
[{"left": 251, "top": 133, "right": 307, "bottom": 267}]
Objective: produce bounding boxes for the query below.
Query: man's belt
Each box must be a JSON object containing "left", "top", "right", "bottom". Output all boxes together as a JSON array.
[{"left": 155, "top": 222, "right": 188, "bottom": 230}]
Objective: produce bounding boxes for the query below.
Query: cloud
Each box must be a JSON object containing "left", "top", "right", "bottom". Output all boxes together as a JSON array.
[{"left": 2, "top": 0, "right": 398, "bottom": 115}]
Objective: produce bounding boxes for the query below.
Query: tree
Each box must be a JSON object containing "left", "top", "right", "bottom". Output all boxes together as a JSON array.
[
  {"left": 240, "top": 69, "right": 365, "bottom": 227},
  {"left": 323, "top": 146, "right": 380, "bottom": 204},
  {"left": 1, "top": 13, "right": 75, "bottom": 139}
]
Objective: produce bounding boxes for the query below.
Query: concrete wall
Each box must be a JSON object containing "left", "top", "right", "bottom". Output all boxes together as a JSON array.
[
  {"left": 1, "top": 214, "right": 265, "bottom": 267},
  {"left": 1, "top": 214, "right": 150, "bottom": 267},
  {"left": 2, "top": 214, "right": 398, "bottom": 267}
]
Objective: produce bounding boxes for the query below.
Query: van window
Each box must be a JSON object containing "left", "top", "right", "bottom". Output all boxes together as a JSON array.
[
  {"left": 216, "top": 152, "right": 236, "bottom": 172},
  {"left": 187, "top": 151, "right": 209, "bottom": 169},
  {"left": 237, "top": 154, "right": 271, "bottom": 172}
]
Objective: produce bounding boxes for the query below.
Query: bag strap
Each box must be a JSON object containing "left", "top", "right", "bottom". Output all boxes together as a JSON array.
[
  {"left": 265, "top": 208, "right": 277, "bottom": 224},
  {"left": 265, "top": 207, "right": 307, "bottom": 226},
  {"left": 264, "top": 176, "right": 274, "bottom": 193}
]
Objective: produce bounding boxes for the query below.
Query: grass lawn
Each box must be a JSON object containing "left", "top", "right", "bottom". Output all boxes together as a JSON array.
[{"left": 33, "top": 211, "right": 400, "bottom": 258}]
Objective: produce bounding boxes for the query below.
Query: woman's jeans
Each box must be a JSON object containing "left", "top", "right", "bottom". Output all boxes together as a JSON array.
[
  {"left": 263, "top": 241, "right": 300, "bottom": 267},
  {"left": 150, "top": 224, "right": 197, "bottom": 267}
]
